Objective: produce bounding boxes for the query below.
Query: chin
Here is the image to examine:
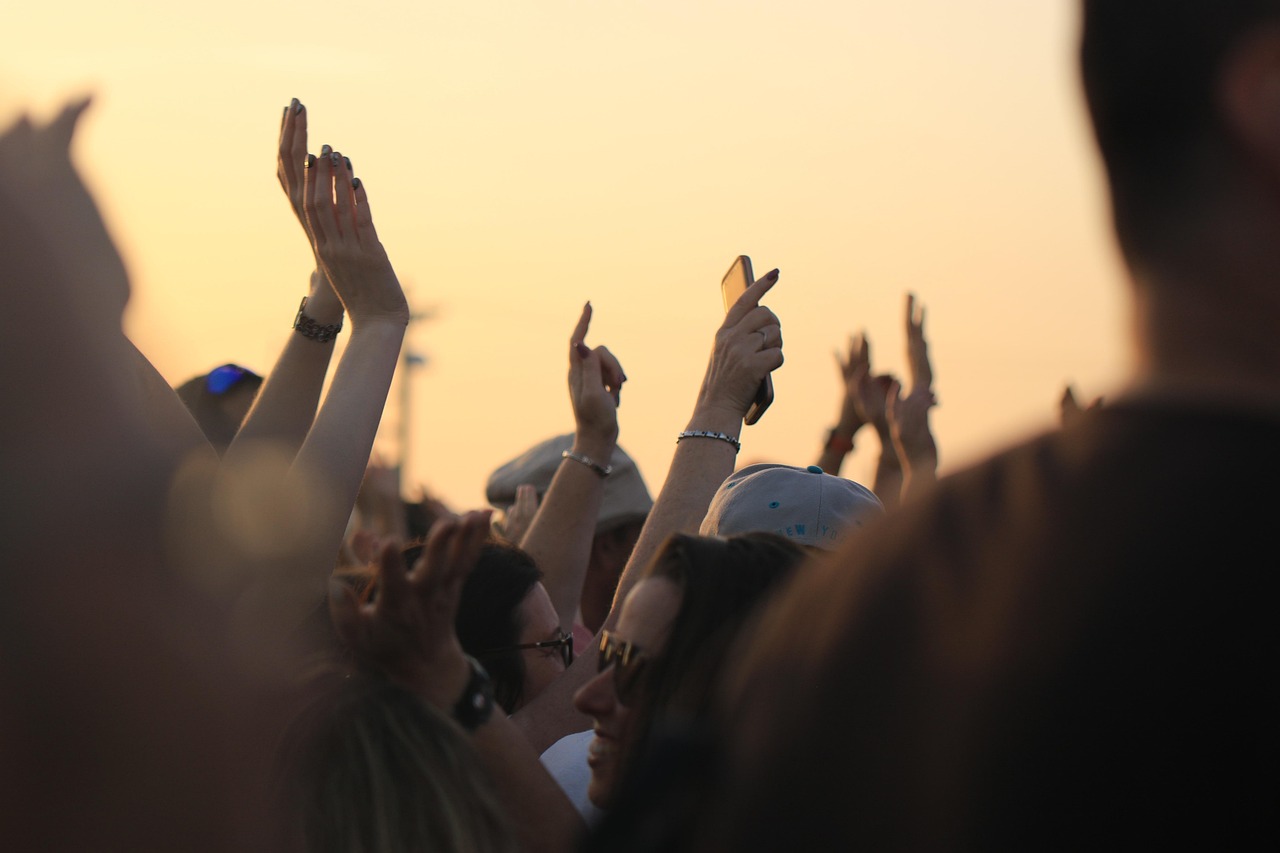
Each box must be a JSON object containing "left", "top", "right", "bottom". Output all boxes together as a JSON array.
[{"left": 586, "top": 772, "right": 614, "bottom": 810}]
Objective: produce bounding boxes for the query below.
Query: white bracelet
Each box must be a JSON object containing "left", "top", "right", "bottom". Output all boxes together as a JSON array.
[
  {"left": 676, "top": 430, "right": 741, "bottom": 453},
  {"left": 561, "top": 449, "right": 612, "bottom": 478}
]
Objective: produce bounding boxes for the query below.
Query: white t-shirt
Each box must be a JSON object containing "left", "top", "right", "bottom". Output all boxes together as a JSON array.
[{"left": 540, "top": 729, "right": 605, "bottom": 824}]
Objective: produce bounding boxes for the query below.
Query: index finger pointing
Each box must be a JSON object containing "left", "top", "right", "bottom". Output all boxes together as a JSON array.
[
  {"left": 727, "top": 268, "right": 780, "bottom": 324},
  {"left": 570, "top": 301, "right": 592, "bottom": 353}
]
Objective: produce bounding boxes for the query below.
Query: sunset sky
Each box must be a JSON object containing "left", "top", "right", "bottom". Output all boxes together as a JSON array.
[{"left": 4, "top": 0, "right": 1131, "bottom": 512}]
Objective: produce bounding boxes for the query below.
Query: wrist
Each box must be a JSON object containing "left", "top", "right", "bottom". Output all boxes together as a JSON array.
[
  {"left": 293, "top": 296, "right": 343, "bottom": 344},
  {"left": 572, "top": 432, "right": 618, "bottom": 462},
  {"left": 305, "top": 274, "right": 344, "bottom": 324},
  {"left": 395, "top": 653, "right": 471, "bottom": 712},
  {"left": 347, "top": 316, "right": 410, "bottom": 343},
  {"left": 837, "top": 404, "right": 865, "bottom": 436},
  {"left": 825, "top": 426, "right": 856, "bottom": 455},
  {"left": 687, "top": 402, "right": 746, "bottom": 434}
]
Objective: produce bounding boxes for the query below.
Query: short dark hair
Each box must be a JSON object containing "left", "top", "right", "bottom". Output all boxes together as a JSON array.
[{"left": 1080, "top": 0, "right": 1280, "bottom": 260}]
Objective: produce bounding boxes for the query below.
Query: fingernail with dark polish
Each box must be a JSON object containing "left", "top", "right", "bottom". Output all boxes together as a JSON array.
[
  {"left": 321, "top": 144, "right": 332, "bottom": 156},
  {"left": 344, "top": 156, "right": 352, "bottom": 171},
  {"left": 764, "top": 268, "right": 780, "bottom": 282},
  {"left": 330, "top": 151, "right": 340, "bottom": 165},
  {"left": 290, "top": 97, "right": 300, "bottom": 113},
  {"left": 352, "top": 178, "right": 361, "bottom": 190},
  {"left": 304, "top": 153, "right": 316, "bottom": 169}
]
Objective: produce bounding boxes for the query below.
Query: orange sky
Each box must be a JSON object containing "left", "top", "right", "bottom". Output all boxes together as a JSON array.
[{"left": 4, "top": 0, "right": 1131, "bottom": 512}]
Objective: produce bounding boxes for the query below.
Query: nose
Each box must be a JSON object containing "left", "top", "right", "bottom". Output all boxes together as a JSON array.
[{"left": 573, "top": 666, "right": 617, "bottom": 719}]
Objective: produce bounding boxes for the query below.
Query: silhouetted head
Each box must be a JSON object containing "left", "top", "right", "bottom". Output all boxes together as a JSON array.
[{"left": 1081, "top": 0, "right": 1280, "bottom": 263}]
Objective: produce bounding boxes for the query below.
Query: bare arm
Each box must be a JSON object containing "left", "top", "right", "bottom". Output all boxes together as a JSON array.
[
  {"left": 277, "top": 145, "right": 408, "bottom": 595},
  {"left": 511, "top": 265, "right": 785, "bottom": 754},
  {"left": 887, "top": 292, "right": 939, "bottom": 502},
  {"left": 858, "top": 366, "right": 904, "bottom": 511},
  {"left": 519, "top": 302, "right": 624, "bottom": 632},
  {"left": 226, "top": 99, "right": 343, "bottom": 456},
  {"left": 816, "top": 333, "right": 869, "bottom": 475}
]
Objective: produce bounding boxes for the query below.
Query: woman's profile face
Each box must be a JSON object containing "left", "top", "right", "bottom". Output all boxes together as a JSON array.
[
  {"left": 572, "top": 577, "right": 681, "bottom": 809},
  {"left": 514, "top": 582, "right": 568, "bottom": 708}
]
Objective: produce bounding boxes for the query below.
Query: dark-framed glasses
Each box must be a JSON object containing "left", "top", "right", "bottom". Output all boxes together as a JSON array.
[
  {"left": 598, "top": 629, "right": 648, "bottom": 705},
  {"left": 479, "top": 629, "right": 574, "bottom": 667}
]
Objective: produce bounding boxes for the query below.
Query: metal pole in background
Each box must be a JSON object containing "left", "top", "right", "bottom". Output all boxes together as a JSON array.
[{"left": 396, "top": 293, "right": 435, "bottom": 489}]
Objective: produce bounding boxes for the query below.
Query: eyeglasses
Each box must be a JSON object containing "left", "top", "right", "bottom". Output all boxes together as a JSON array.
[
  {"left": 479, "top": 629, "right": 574, "bottom": 668},
  {"left": 204, "top": 363, "right": 258, "bottom": 395},
  {"left": 598, "top": 629, "right": 648, "bottom": 705}
]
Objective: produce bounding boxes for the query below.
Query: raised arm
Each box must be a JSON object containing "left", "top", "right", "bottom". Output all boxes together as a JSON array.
[
  {"left": 844, "top": 332, "right": 904, "bottom": 509},
  {"left": 610, "top": 267, "right": 783, "bottom": 618},
  {"left": 510, "top": 264, "right": 784, "bottom": 754},
  {"left": 886, "top": 292, "right": 938, "bottom": 502},
  {"left": 224, "top": 99, "right": 344, "bottom": 457},
  {"left": 816, "top": 333, "right": 870, "bottom": 475},
  {"left": 519, "top": 302, "right": 624, "bottom": 633},
  {"left": 282, "top": 145, "right": 409, "bottom": 582}
]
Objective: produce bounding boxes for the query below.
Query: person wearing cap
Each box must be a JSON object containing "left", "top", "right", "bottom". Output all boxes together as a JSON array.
[
  {"left": 505, "top": 263, "right": 787, "bottom": 826},
  {"left": 487, "top": 430, "right": 652, "bottom": 640},
  {"left": 174, "top": 363, "right": 264, "bottom": 454},
  {"left": 681, "top": 4, "right": 1280, "bottom": 847},
  {"left": 698, "top": 462, "right": 885, "bottom": 550}
]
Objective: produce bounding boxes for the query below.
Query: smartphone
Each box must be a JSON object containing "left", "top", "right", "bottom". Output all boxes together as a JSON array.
[{"left": 720, "top": 254, "right": 774, "bottom": 425}]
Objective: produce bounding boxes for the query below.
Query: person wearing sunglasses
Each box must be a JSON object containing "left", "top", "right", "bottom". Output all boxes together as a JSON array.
[{"left": 570, "top": 531, "right": 808, "bottom": 814}]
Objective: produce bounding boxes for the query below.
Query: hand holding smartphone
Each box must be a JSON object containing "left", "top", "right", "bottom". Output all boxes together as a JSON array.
[{"left": 720, "top": 254, "right": 775, "bottom": 425}]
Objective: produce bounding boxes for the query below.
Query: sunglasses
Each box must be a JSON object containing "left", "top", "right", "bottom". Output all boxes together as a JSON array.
[
  {"left": 597, "top": 629, "right": 648, "bottom": 705},
  {"left": 204, "top": 363, "right": 258, "bottom": 395},
  {"left": 480, "top": 629, "right": 574, "bottom": 668}
]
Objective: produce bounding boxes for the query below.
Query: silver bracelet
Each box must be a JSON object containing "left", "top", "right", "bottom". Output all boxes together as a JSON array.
[
  {"left": 676, "top": 430, "right": 741, "bottom": 453},
  {"left": 293, "top": 296, "right": 343, "bottom": 344},
  {"left": 561, "top": 449, "right": 612, "bottom": 478}
]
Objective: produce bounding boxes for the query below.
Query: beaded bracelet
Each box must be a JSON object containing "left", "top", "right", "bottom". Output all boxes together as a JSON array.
[
  {"left": 561, "top": 449, "right": 612, "bottom": 478},
  {"left": 293, "top": 296, "right": 343, "bottom": 344},
  {"left": 676, "top": 430, "right": 741, "bottom": 453}
]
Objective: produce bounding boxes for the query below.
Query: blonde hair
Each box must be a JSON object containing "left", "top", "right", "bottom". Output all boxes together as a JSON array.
[{"left": 275, "top": 670, "right": 516, "bottom": 853}]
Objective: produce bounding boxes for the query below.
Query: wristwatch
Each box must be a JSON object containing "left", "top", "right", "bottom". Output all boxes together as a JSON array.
[{"left": 452, "top": 655, "right": 496, "bottom": 732}]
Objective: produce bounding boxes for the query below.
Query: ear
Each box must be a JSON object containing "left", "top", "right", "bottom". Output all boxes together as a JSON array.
[{"left": 1220, "top": 25, "right": 1280, "bottom": 177}]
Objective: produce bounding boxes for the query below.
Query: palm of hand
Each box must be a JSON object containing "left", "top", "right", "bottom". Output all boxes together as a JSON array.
[
  {"left": 329, "top": 512, "right": 490, "bottom": 707},
  {"left": 303, "top": 150, "right": 408, "bottom": 327}
]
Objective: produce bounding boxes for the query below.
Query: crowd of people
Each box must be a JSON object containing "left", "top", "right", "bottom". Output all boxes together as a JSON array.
[{"left": 2, "top": 1, "right": 1273, "bottom": 849}]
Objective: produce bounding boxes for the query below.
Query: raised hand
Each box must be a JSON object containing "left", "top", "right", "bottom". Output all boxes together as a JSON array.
[
  {"left": 329, "top": 510, "right": 493, "bottom": 709},
  {"left": 696, "top": 268, "right": 784, "bottom": 419},
  {"left": 303, "top": 145, "right": 408, "bottom": 328},
  {"left": 835, "top": 333, "right": 871, "bottom": 430},
  {"left": 887, "top": 378, "right": 938, "bottom": 469},
  {"left": 277, "top": 98, "right": 315, "bottom": 244},
  {"left": 276, "top": 99, "right": 345, "bottom": 323},
  {"left": 905, "top": 292, "right": 934, "bottom": 395},
  {"left": 885, "top": 293, "right": 939, "bottom": 501},
  {"left": 569, "top": 301, "right": 625, "bottom": 443},
  {"left": 498, "top": 483, "right": 540, "bottom": 545}
]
